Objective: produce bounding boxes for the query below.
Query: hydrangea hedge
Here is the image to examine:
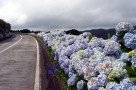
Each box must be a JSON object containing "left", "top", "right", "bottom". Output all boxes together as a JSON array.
[{"left": 37, "top": 22, "right": 136, "bottom": 90}]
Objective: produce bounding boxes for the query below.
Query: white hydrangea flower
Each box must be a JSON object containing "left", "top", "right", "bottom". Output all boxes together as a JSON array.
[
  {"left": 82, "top": 32, "right": 92, "bottom": 38},
  {"left": 119, "top": 53, "right": 129, "bottom": 62},
  {"left": 106, "top": 82, "right": 118, "bottom": 90},
  {"left": 116, "top": 22, "right": 134, "bottom": 32},
  {"left": 76, "top": 80, "right": 86, "bottom": 90}
]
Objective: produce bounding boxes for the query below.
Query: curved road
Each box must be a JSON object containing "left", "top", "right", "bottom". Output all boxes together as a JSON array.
[{"left": 0, "top": 35, "right": 38, "bottom": 90}]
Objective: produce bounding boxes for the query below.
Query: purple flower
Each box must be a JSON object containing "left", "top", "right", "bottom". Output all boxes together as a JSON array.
[
  {"left": 67, "top": 74, "right": 77, "bottom": 86},
  {"left": 103, "top": 40, "right": 121, "bottom": 58},
  {"left": 111, "top": 35, "right": 118, "bottom": 42},
  {"left": 130, "top": 58, "right": 136, "bottom": 67},
  {"left": 76, "top": 80, "right": 86, "bottom": 90},
  {"left": 83, "top": 48, "right": 94, "bottom": 58},
  {"left": 97, "top": 74, "right": 108, "bottom": 87},
  {"left": 89, "top": 37, "right": 105, "bottom": 49},
  {"left": 87, "top": 77, "right": 99, "bottom": 90},
  {"left": 124, "top": 33, "right": 136, "bottom": 49},
  {"left": 48, "top": 66, "right": 58, "bottom": 77}
]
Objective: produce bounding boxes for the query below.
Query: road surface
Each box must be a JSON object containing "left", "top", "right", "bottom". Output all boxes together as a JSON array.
[{"left": 0, "top": 35, "right": 38, "bottom": 90}]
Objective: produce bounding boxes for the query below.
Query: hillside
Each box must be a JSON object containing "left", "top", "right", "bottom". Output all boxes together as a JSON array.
[{"left": 82, "top": 28, "right": 116, "bottom": 39}]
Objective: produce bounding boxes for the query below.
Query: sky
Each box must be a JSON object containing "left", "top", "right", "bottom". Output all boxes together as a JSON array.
[{"left": 0, "top": 0, "right": 136, "bottom": 31}]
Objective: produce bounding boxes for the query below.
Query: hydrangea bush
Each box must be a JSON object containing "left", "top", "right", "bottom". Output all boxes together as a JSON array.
[{"left": 37, "top": 22, "right": 136, "bottom": 90}]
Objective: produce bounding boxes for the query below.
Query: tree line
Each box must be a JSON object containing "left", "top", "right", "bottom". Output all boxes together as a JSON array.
[{"left": 0, "top": 19, "right": 12, "bottom": 39}]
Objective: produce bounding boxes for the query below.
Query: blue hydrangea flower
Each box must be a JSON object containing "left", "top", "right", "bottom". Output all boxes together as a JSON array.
[
  {"left": 37, "top": 28, "right": 136, "bottom": 90},
  {"left": 66, "top": 38, "right": 75, "bottom": 45},
  {"left": 112, "top": 60, "right": 126, "bottom": 69},
  {"left": 67, "top": 74, "right": 77, "bottom": 86},
  {"left": 127, "top": 85, "right": 136, "bottom": 90},
  {"left": 87, "top": 74, "right": 107, "bottom": 90},
  {"left": 98, "top": 87, "right": 106, "bottom": 90},
  {"left": 95, "top": 53, "right": 105, "bottom": 63},
  {"left": 48, "top": 66, "right": 58, "bottom": 77},
  {"left": 68, "top": 65, "right": 76, "bottom": 77},
  {"left": 111, "top": 35, "right": 118, "bottom": 42},
  {"left": 129, "top": 29, "right": 136, "bottom": 34},
  {"left": 82, "top": 32, "right": 92, "bottom": 38},
  {"left": 76, "top": 80, "right": 86, "bottom": 90},
  {"left": 87, "top": 77, "right": 99, "bottom": 90},
  {"left": 97, "top": 74, "right": 108, "bottom": 87},
  {"left": 83, "top": 48, "right": 94, "bottom": 58},
  {"left": 103, "top": 40, "right": 121, "bottom": 58},
  {"left": 118, "top": 78, "right": 134, "bottom": 89},
  {"left": 106, "top": 82, "right": 118, "bottom": 90},
  {"left": 119, "top": 53, "right": 129, "bottom": 62},
  {"left": 89, "top": 37, "right": 105, "bottom": 49},
  {"left": 83, "top": 66, "right": 95, "bottom": 80},
  {"left": 124, "top": 33, "right": 136, "bottom": 49},
  {"left": 130, "top": 58, "right": 136, "bottom": 67}
]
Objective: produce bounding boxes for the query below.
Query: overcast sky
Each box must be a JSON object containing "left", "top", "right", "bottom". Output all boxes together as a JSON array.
[{"left": 0, "top": 0, "right": 136, "bottom": 31}]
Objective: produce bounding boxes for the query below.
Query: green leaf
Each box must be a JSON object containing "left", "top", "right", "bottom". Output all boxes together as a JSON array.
[
  {"left": 126, "top": 65, "right": 136, "bottom": 77},
  {"left": 130, "top": 77, "right": 136, "bottom": 83}
]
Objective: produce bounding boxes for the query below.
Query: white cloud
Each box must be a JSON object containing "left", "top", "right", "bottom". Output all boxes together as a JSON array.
[
  {"left": 0, "top": 0, "right": 27, "bottom": 25},
  {"left": 0, "top": 0, "right": 136, "bottom": 30}
]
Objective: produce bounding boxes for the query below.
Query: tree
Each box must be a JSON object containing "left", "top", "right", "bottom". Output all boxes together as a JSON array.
[
  {"left": 65, "top": 29, "right": 82, "bottom": 35},
  {"left": 0, "top": 19, "right": 11, "bottom": 39},
  {"left": 0, "top": 19, "right": 11, "bottom": 30}
]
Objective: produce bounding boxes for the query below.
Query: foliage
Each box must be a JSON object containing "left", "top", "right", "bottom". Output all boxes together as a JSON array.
[
  {"left": 37, "top": 22, "right": 136, "bottom": 90},
  {"left": 0, "top": 19, "right": 11, "bottom": 39},
  {"left": 65, "top": 29, "right": 82, "bottom": 35}
]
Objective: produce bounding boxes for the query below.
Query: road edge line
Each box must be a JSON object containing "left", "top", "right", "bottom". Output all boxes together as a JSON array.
[
  {"left": 0, "top": 35, "right": 23, "bottom": 54},
  {"left": 32, "top": 36, "right": 41, "bottom": 90}
]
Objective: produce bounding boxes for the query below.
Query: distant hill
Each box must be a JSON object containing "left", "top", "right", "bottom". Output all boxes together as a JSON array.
[
  {"left": 65, "top": 28, "right": 116, "bottom": 39},
  {"left": 82, "top": 28, "right": 116, "bottom": 39},
  {"left": 65, "top": 29, "right": 82, "bottom": 35}
]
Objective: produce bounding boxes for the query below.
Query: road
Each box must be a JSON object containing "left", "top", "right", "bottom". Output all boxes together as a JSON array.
[{"left": 0, "top": 35, "right": 38, "bottom": 90}]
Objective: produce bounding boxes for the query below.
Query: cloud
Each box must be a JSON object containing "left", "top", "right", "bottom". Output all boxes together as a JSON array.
[{"left": 0, "top": 0, "right": 136, "bottom": 31}]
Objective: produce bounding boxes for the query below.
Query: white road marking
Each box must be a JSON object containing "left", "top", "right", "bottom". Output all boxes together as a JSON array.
[
  {"left": 31, "top": 36, "right": 41, "bottom": 90},
  {"left": 0, "top": 35, "right": 23, "bottom": 54},
  {"left": 0, "top": 35, "right": 41, "bottom": 90}
]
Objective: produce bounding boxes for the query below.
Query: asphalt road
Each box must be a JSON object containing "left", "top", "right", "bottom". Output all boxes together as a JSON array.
[{"left": 0, "top": 35, "right": 37, "bottom": 90}]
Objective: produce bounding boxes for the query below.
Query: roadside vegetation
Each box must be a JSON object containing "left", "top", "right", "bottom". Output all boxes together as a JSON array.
[
  {"left": 11, "top": 29, "right": 40, "bottom": 34},
  {"left": 45, "top": 46, "right": 78, "bottom": 90},
  {"left": 37, "top": 22, "right": 136, "bottom": 90},
  {"left": 31, "top": 34, "right": 77, "bottom": 90},
  {"left": 0, "top": 19, "right": 12, "bottom": 40}
]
